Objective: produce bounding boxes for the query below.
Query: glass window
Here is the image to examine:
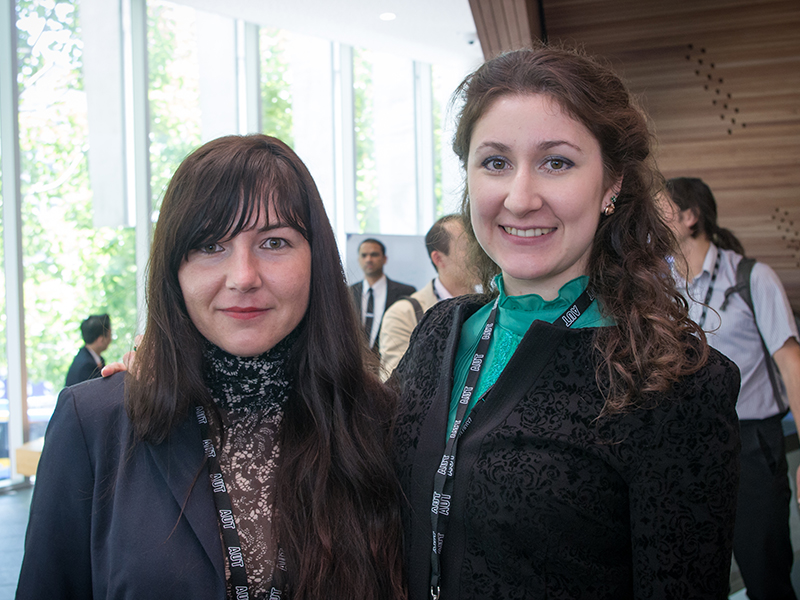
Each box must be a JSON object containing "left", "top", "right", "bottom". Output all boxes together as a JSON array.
[
  {"left": 260, "top": 28, "right": 294, "bottom": 146},
  {"left": 13, "top": 0, "right": 137, "bottom": 464},
  {"left": 353, "top": 49, "right": 418, "bottom": 235},
  {"left": 432, "top": 64, "right": 467, "bottom": 216},
  {"left": 148, "top": 0, "right": 201, "bottom": 210}
]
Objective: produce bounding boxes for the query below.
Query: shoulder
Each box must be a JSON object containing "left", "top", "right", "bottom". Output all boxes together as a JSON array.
[
  {"left": 383, "top": 295, "right": 418, "bottom": 323},
  {"left": 657, "top": 344, "right": 741, "bottom": 427},
  {"left": 387, "top": 278, "right": 416, "bottom": 294},
  {"left": 398, "top": 295, "right": 485, "bottom": 366},
  {"left": 410, "top": 282, "right": 438, "bottom": 311},
  {"left": 749, "top": 259, "right": 786, "bottom": 290},
  {"left": 349, "top": 281, "right": 362, "bottom": 292},
  {"left": 417, "top": 294, "right": 485, "bottom": 330},
  {"left": 55, "top": 372, "right": 129, "bottom": 441},
  {"left": 70, "top": 347, "right": 92, "bottom": 364}
]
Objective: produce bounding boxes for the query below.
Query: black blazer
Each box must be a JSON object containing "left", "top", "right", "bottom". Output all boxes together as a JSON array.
[
  {"left": 350, "top": 278, "right": 416, "bottom": 351},
  {"left": 17, "top": 373, "right": 227, "bottom": 599},
  {"left": 350, "top": 278, "right": 416, "bottom": 320},
  {"left": 65, "top": 346, "right": 104, "bottom": 387},
  {"left": 392, "top": 296, "right": 741, "bottom": 600}
]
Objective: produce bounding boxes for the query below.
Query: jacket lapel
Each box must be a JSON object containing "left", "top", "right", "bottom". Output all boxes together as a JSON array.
[{"left": 147, "top": 414, "right": 225, "bottom": 581}]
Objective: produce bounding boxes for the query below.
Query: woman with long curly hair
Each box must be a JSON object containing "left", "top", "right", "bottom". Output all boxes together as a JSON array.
[
  {"left": 391, "top": 46, "right": 740, "bottom": 600},
  {"left": 18, "top": 135, "right": 405, "bottom": 600}
]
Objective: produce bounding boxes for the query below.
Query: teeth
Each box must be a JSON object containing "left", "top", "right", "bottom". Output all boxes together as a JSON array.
[{"left": 503, "top": 226, "right": 556, "bottom": 238}]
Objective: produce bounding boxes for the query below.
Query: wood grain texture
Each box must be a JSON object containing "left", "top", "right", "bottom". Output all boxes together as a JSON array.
[{"left": 469, "top": 0, "right": 800, "bottom": 309}]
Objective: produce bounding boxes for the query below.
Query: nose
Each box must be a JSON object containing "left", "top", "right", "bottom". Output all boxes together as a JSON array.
[
  {"left": 503, "top": 168, "right": 543, "bottom": 217},
  {"left": 226, "top": 248, "right": 262, "bottom": 292}
]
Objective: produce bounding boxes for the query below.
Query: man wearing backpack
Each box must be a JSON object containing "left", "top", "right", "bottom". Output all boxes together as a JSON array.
[
  {"left": 379, "top": 215, "right": 479, "bottom": 381},
  {"left": 664, "top": 177, "right": 800, "bottom": 600}
]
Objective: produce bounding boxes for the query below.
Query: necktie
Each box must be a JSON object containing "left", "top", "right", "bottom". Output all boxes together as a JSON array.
[{"left": 364, "top": 287, "right": 374, "bottom": 346}]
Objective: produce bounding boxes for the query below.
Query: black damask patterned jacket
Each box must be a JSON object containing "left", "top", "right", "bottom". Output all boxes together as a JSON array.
[{"left": 392, "top": 296, "right": 741, "bottom": 600}]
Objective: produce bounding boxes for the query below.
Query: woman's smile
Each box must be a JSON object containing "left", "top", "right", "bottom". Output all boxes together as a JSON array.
[
  {"left": 501, "top": 225, "right": 557, "bottom": 238},
  {"left": 467, "top": 93, "right": 619, "bottom": 300}
]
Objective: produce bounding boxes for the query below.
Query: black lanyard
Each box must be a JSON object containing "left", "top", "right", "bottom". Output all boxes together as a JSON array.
[
  {"left": 696, "top": 251, "right": 721, "bottom": 330},
  {"left": 431, "top": 279, "right": 442, "bottom": 301},
  {"left": 428, "top": 287, "right": 595, "bottom": 600},
  {"left": 196, "top": 406, "right": 285, "bottom": 599}
]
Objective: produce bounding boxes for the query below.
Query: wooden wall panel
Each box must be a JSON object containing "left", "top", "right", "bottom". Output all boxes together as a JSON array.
[
  {"left": 469, "top": 0, "right": 800, "bottom": 309},
  {"left": 469, "top": 0, "right": 544, "bottom": 59}
]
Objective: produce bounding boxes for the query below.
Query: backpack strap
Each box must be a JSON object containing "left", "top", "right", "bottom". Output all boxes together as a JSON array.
[
  {"left": 398, "top": 296, "right": 424, "bottom": 325},
  {"left": 723, "top": 257, "right": 786, "bottom": 411}
]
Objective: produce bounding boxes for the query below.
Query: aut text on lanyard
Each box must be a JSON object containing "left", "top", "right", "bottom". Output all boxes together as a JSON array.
[
  {"left": 196, "top": 405, "right": 286, "bottom": 599},
  {"left": 428, "top": 287, "right": 595, "bottom": 600}
]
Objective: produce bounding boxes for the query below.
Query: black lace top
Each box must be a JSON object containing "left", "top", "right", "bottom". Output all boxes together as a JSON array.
[
  {"left": 203, "top": 335, "right": 293, "bottom": 599},
  {"left": 393, "top": 296, "right": 741, "bottom": 600}
]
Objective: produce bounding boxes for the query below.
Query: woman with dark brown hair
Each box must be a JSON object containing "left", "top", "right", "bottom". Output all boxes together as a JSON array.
[
  {"left": 392, "top": 46, "right": 740, "bottom": 599},
  {"left": 17, "top": 134, "right": 405, "bottom": 600}
]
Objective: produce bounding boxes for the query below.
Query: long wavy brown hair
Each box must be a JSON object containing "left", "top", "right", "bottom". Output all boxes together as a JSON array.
[
  {"left": 452, "top": 46, "right": 708, "bottom": 411},
  {"left": 126, "top": 134, "right": 405, "bottom": 599}
]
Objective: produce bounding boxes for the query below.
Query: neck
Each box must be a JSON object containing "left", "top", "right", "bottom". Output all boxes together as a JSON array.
[
  {"left": 675, "top": 235, "right": 711, "bottom": 280},
  {"left": 438, "top": 273, "right": 473, "bottom": 297},
  {"left": 365, "top": 273, "right": 383, "bottom": 287},
  {"left": 86, "top": 341, "right": 104, "bottom": 355}
]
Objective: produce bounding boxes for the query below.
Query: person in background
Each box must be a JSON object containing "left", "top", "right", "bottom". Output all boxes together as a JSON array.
[
  {"left": 391, "top": 46, "right": 741, "bottom": 600},
  {"left": 65, "top": 313, "right": 112, "bottom": 386},
  {"left": 350, "top": 238, "right": 415, "bottom": 352},
  {"left": 379, "top": 214, "right": 479, "bottom": 380},
  {"left": 663, "top": 176, "right": 800, "bottom": 600},
  {"left": 17, "top": 135, "right": 405, "bottom": 600}
]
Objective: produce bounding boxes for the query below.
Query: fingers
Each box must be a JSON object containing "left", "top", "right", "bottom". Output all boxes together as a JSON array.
[{"left": 101, "top": 362, "right": 127, "bottom": 377}]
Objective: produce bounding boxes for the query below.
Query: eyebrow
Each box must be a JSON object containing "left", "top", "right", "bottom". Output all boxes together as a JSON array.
[
  {"left": 257, "top": 221, "right": 295, "bottom": 233},
  {"left": 473, "top": 139, "right": 583, "bottom": 154}
]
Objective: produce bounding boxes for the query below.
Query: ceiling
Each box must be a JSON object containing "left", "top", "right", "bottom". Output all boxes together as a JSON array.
[{"left": 172, "top": 0, "right": 484, "bottom": 68}]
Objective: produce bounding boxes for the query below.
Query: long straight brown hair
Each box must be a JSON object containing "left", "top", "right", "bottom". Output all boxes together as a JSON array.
[{"left": 126, "top": 134, "right": 405, "bottom": 599}]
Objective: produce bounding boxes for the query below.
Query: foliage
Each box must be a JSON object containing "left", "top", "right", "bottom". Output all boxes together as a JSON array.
[
  {"left": 9, "top": 0, "right": 137, "bottom": 391},
  {"left": 147, "top": 1, "right": 201, "bottom": 211},
  {"left": 260, "top": 28, "right": 293, "bottom": 146}
]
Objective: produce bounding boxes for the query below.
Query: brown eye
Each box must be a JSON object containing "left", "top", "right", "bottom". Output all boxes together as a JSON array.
[
  {"left": 550, "top": 159, "right": 564, "bottom": 170},
  {"left": 265, "top": 238, "right": 286, "bottom": 250}
]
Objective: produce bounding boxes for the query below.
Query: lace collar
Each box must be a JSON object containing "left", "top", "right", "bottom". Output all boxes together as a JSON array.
[{"left": 202, "top": 333, "right": 295, "bottom": 415}]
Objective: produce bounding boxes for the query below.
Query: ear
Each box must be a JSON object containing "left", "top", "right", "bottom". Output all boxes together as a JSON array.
[
  {"left": 430, "top": 250, "right": 446, "bottom": 271},
  {"left": 681, "top": 207, "right": 700, "bottom": 228},
  {"left": 602, "top": 177, "right": 623, "bottom": 205}
]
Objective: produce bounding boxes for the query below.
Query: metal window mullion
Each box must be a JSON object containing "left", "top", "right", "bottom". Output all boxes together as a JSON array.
[
  {"left": 123, "top": 0, "right": 151, "bottom": 333},
  {"left": 1, "top": 0, "right": 29, "bottom": 478},
  {"left": 414, "top": 61, "right": 435, "bottom": 235},
  {"left": 236, "top": 20, "right": 260, "bottom": 135},
  {"left": 332, "top": 42, "right": 356, "bottom": 255}
]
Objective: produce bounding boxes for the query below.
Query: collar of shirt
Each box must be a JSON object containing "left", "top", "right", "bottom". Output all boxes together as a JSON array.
[
  {"left": 671, "top": 242, "right": 718, "bottom": 293},
  {"left": 86, "top": 346, "right": 102, "bottom": 366},
  {"left": 433, "top": 277, "right": 453, "bottom": 301},
  {"left": 363, "top": 274, "right": 387, "bottom": 297}
]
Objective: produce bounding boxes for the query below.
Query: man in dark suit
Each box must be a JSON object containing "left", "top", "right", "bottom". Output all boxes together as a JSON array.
[
  {"left": 65, "top": 314, "right": 112, "bottom": 386},
  {"left": 350, "top": 238, "right": 415, "bottom": 351}
]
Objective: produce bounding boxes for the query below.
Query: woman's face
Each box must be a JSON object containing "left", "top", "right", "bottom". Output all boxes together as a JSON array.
[
  {"left": 467, "top": 93, "right": 618, "bottom": 299},
  {"left": 178, "top": 203, "right": 311, "bottom": 357}
]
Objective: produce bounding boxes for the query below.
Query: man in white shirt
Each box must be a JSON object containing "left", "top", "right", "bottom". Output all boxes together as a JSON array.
[
  {"left": 379, "top": 216, "right": 479, "bottom": 380},
  {"left": 349, "top": 238, "right": 415, "bottom": 352},
  {"left": 664, "top": 177, "right": 800, "bottom": 600}
]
